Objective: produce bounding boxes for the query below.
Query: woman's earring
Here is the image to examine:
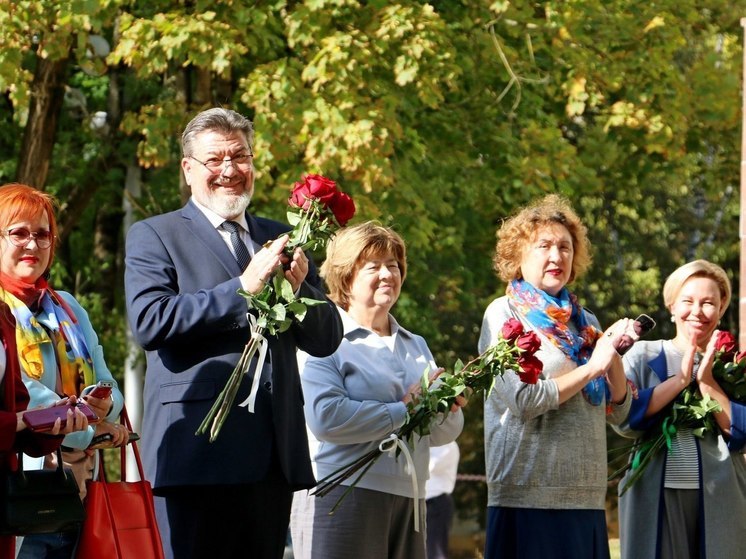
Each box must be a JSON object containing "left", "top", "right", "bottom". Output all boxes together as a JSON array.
[{"left": 670, "top": 315, "right": 675, "bottom": 323}]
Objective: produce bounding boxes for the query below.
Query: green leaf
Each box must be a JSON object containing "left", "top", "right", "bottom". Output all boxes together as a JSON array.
[
  {"left": 277, "top": 276, "right": 296, "bottom": 301},
  {"left": 287, "top": 211, "right": 302, "bottom": 226},
  {"left": 298, "top": 297, "right": 325, "bottom": 307},
  {"left": 287, "top": 300, "right": 308, "bottom": 322},
  {"left": 268, "top": 303, "right": 287, "bottom": 323}
]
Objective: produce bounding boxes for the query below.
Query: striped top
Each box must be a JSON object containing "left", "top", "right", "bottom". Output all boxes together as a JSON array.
[{"left": 663, "top": 341, "right": 700, "bottom": 490}]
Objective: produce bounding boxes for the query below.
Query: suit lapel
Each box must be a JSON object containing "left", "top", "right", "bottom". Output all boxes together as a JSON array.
[
  {"left": 181, "top": 201, "right": 244, "bottom": 276},
  {"left": 246, "top": 213, "right": 273, "bottom": 246}
]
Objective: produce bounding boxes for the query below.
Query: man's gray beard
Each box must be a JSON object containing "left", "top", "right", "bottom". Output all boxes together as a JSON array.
[{"left": 211, "top": 190, "right": 252, "bottom": 220}]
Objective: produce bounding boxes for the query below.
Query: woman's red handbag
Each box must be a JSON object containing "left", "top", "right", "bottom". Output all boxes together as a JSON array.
[{"left": 75, "top": 407, "right": 164, "bottom": 559}]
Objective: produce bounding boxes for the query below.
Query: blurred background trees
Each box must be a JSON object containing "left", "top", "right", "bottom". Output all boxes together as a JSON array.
[{"left": 1, "top": 0, "right": 743, "bottom": 537}]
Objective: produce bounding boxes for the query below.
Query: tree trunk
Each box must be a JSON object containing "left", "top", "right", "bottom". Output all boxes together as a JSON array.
[{"left": 16, "top": 51, "right": 70, "bottom": 189}]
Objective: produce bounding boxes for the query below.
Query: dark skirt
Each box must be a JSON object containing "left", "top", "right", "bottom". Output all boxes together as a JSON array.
[{"left": 484, "top": 506, "right": 611, "bottom": 559}]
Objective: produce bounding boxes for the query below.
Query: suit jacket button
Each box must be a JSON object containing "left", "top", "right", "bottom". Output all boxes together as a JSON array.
[{"left": 263, "top": 381, "right": 272, "bottom": 392}]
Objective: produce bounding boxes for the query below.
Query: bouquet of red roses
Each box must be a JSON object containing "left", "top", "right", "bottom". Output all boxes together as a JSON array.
[
  {"left": 196, "top": 174, "right": 355, "bottom": 442},
  {"left": 710, "top": 330, "right": 746, "bottom": 404},
  {"left": 610, "top": 330, "right": 746, "bottom": 495},
  {"left": 312, "top": 318, "right": 542, "bottom": 513}
]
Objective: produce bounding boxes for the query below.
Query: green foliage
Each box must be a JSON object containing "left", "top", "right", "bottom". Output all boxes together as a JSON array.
[
  {"left": 285, "top": 200, "right": 341, "bottom": 252},
  {"left": 1, "top": 0, "right": 745, "bottom": 530},
  {"left": 0, "top": 0, "right": 120, "bottom": 121}
]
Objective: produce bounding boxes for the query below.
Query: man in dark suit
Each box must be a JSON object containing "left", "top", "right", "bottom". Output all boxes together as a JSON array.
[{"left": 124, "top": 107, "right": 343, "bottom": 559}]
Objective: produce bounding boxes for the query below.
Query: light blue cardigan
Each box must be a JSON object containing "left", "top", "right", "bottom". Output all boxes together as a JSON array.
[
  {"left": 20, "top": 290, "right": 124, "bottom": 451},
  {"left": 300, "top": 308, "right": 463, "bottom": 498}
]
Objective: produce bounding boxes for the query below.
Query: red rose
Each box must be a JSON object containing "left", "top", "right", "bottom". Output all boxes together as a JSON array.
[
  {"left": 517, "top": 354, "right": 542, "bottom": 384},
  {"left": 328, "top": 191, "right": 356, "bottom": 226},
  {"left": 288, "top": 180, "right": 313, "bottom": 210},
  {"left": 305, "top": 174, "right": 339, "bottom": 204},
  {"left": 501, "top": 318, "right": 524, "bottom": 343},
  {"left": 289, "top": 174, "right": 340, "bottom": 210},
  {"left": 516, "top": 331, "right": 541, "bottom": 355},
  {"left": 715, "top": 330, "right": 737, "bottom": 353}
]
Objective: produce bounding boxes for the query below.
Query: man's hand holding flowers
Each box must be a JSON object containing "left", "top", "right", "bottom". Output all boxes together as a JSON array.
[
  {"left": 239, "top": 235, "right": 285, "bottom": 293},
  {"left": 239, "top": 234, "right": 309, "bottom": 294},
  {"left": 236, "top": 173, "right": 354, "bottom": 298},
  {"left": 281, "top": 244, "right": 310, "bottom": 292}
]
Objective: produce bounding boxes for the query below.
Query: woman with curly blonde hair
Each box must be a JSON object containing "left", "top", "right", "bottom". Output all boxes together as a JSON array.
[{"left": 479, "top": 194, "right": 635, "bottom": 559}]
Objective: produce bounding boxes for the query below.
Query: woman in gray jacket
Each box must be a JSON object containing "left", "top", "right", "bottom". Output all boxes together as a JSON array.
[{"left": 479, "top": 194, "right": 633, "bottom": 559}]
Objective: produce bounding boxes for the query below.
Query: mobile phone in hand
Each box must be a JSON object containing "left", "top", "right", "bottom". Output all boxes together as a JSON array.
[
  {"left": 22, "top": 402, "right": 99, "bottom": 432},
  {"left": 614, "top": 313, "right": 657, "bottom": 355},
  {"left": 634, "top": 314, "right": 656, "bottom": 338},
  {"left": 87, "top": 380, "right": 114, "bottom": 400}
]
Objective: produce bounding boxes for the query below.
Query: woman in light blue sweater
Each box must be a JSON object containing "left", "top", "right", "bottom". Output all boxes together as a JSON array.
[{"left": 292, "top": 221, "right": 463, "bottom": 559}]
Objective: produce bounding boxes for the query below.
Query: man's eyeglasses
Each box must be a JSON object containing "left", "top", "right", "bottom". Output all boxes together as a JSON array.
[
  {"left": 189, "top": 152, "right": 254, "bottom": 173},
  {"left": 1, "top": 227, "right": 54, "bottom": 249}
]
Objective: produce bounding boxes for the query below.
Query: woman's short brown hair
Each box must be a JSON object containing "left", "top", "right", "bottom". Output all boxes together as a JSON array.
[
  {"left": 493, "top": 194, "right": 591, "bottom": 284},
  {"left": 321, "top": 221, "right": 407, "bottom": 310}
]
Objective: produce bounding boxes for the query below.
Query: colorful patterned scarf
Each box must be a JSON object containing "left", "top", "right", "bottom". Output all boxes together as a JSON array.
[
  {"left": 0, "top": 285, "right": 94, "bottom": 397},
  {"left": 507, "top": 279, "right": 608, "bottom": 405}
]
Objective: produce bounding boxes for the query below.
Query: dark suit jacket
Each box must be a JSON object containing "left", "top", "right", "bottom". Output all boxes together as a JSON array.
[{"left": 124, "top": 200, "right": 343, "bottom": 492}]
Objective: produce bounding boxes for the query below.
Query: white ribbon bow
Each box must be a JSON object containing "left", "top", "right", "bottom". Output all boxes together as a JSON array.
[
  {"left": 379, "top": 433, "right": 421, "bottom": 532},
  {"left": 238, "top": 314, "right": 270, "bottom": 413}
]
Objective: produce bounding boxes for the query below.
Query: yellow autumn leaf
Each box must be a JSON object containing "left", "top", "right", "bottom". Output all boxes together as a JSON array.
[{"left": 644, "top": 16, "right": 665, "bottom": 33}]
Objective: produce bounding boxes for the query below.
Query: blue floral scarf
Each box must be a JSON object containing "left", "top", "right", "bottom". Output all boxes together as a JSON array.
[{"left": 507, "top": 279, "right": 608, "bottom": 405}]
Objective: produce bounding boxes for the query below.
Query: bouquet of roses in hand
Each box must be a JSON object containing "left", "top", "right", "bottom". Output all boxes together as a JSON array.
[
  {"left": 710, "top": 330, "right": 746, "bottom": 404},
  {"left": 401, "top": 318, "right": 542, "bottom": 441},
  {"left": 609, "top": 330, "right": 746, "bottom": 495},
  {"left": 610, "top": 383, "right": 720, "bottom": 496},
  {"left": 196, "top": 174, "right": 355, "bottom": 442},
  {"left": 311, "top": 318, "right": 542, "bottom": 511}
]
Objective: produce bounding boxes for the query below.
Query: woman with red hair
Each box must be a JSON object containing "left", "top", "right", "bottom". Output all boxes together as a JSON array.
[
  {"left": 0, "top": 183, "right": 123, "bottom": 558},
  {"left": 0, "top": 299, "right": 89, "bottom": 557}
]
